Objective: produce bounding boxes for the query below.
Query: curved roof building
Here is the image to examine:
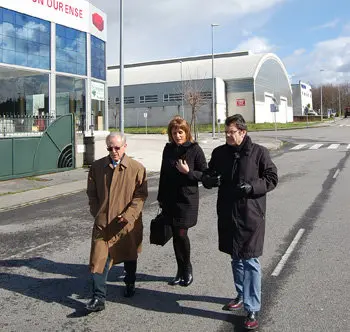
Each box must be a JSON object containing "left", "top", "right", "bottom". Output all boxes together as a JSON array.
[{"left": 107, "top": 51, "right": 293, "bottom": 126}]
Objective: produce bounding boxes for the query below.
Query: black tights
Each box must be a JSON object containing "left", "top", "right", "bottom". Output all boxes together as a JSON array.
[{"left": 172, "top": 226, "right": 192, "bottom": 275}]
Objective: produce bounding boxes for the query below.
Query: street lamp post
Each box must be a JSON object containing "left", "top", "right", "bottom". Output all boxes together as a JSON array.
[
  {"left": 320, "top": 69, "right": 324, "bottom": 121},
  {"left": 179, "top": 60, "right": 184, "bottom": 118},
  {"left": 119, "top": 0, "right": 124, "bottom": 134},
  {"left": 211, "top": 23, "right": 219, "bottom": 139}
]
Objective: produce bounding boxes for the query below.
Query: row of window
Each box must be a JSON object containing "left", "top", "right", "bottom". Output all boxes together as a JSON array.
[
  {"left": 0, "top": 7, "right": 106, "bottom": 80},
  {"left": 109, "top": 92, "right": 213, "bottom": 105}
]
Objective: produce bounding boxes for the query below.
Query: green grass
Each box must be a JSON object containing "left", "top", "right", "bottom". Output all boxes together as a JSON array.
[{"left": 110, "top": 120, "right": 327, "bottom": 134}]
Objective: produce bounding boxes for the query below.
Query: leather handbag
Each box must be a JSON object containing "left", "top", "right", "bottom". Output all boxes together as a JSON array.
[{"left": 150, "top": 210, "right": 173, "bottom": 246}]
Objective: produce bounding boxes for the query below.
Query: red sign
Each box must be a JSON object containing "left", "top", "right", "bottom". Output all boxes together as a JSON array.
[
  {"left": 236, "top": 99, "right": 246, "bottom": 107},
  {"left": 92, "top": 13, "right": 104, "bottom": 31}
]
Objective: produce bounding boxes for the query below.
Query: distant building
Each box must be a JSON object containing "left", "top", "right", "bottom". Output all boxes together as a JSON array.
[
  {"left": 292, "top": 81, "right": 313, "bottom": 115},
  {"left": 107, "top": 51, "right": 293, "bottom": 127}
]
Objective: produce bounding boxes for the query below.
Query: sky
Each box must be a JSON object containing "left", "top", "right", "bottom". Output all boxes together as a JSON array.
[{"left": 90, "top": 0, "right": 350, "bottom": 86}]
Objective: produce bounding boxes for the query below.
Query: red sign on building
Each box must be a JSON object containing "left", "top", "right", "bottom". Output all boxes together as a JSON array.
[
  {"left": 92, "top": 13, "right": 104, "bottom": 31},
  {"left": 236, "top": 98, "right": 246, "bottom": 107}
]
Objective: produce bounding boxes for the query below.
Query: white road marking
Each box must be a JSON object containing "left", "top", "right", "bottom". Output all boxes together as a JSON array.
[
  {"left": 309, "top": 144, "right": 323, "bottom": 150},
  {"left": 327, "top": 144, "right": 340, "bottom": 149},
  {"left": 291, "top": 144, "right": 307, "bottom": 150},
  {"left": 271, "top": 229, "right": 305, "bottom": 277},
  {"left": 333, "top": 169, "right": 340, "bottom": 179},
  {"left": 5, "top": 242, "right": 53, "bottom": 260}
]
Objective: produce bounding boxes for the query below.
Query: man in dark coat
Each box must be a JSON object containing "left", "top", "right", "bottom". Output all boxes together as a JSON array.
[{"left": 202, "top": 114, "right": 278, "bottom": 330}]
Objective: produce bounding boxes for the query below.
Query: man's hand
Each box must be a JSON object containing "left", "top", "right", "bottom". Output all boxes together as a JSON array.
[
  {"left": 202, "top": 174, "right": 221, "bottom": 189},
  {"left": 237, "top": 182, "right": 253, "bottom": 196},
  {"left": 117, "top": 215, "right": 128, "bottom": 223}
]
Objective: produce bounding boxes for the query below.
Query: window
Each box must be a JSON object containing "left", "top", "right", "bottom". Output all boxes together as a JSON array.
[
  {"left": 91, "top": 36, "right": 106, "bottom": 80},
  {"left": 200, "top": 91, "right": 212, "bottom": 100},
  {"left": 114, "top": 97, "right": 135, "bottom": 104},
  {"left": 140, "top": 95, "right": 158, "bottom": 103},
  {"left": 0, "top": 8, "right": 51, "bottom": 69},
  {"left": 163, "top": 93, "right": 183, "bottom": 102},
  {"left": 56, "top": 24, "right": 86, "bottom": 75}
]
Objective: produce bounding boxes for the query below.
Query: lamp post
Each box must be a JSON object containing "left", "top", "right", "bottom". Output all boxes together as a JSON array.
[
  {"left": 179, "top": 60, "right": 184, "bottom": 118},
  {"left": 119, "top": 0, "right": 124, "bottom": 134},
  {"left": 211, "top": 23, "right": 219, "bottom": 138},
  {"left": 320, "top": 69, "right": 324, "bottom": 121}
]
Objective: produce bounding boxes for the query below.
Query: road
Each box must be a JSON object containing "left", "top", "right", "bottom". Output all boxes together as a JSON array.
[{"left": 0, "top": 119, "right": 350, "bottom": 331}]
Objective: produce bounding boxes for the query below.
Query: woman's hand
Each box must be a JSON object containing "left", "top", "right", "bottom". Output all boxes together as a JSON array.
[{"left": 176, "top": 159, "right": 189, "bottom": 174}]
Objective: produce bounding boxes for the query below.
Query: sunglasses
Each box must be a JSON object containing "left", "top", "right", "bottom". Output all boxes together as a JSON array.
[{"left": 107, "top": 145, "right": 124, "bottom": 152}]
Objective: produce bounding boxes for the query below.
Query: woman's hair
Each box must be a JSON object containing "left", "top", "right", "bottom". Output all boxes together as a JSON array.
[{"left": 167, "top": 116, "right": 194, "bottom": 143}]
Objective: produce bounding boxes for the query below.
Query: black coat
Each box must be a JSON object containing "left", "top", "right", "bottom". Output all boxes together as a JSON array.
[
  {"left": 207, "top": 135, "right": 278, "bottom": 258},
  {"left": 157, "top": 142, "right": 207, "bottom": 228}
]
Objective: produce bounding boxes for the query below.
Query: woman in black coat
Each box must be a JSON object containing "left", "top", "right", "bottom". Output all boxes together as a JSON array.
[{"left": 157, "top": 116, "right": 207, "bottom": 287}]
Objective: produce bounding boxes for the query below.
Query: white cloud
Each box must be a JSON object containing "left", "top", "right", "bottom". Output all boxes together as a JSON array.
[
  {"left": 235, "top": 37, "right": 275, "bottom": 53},
  {"left": 311, "top": 19, "right": 340, "bottom": 30},
  {"left": 283, "top": 37, "right": 350, "bottom": 84},
  {"left": 90, "top": 0, "right": 287, "bottom": 65},
  {"left": 293, "top": 48, "right": 306, "bottom": 56}
]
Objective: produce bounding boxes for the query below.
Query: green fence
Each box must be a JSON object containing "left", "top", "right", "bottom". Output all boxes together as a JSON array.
[{"left": 0, "top": 114, "right": 75, "bottom": 180}]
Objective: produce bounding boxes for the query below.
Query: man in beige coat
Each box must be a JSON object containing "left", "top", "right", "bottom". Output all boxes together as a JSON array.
[{"left": 86, "top": 132, "right": 148, "bottom": 312}]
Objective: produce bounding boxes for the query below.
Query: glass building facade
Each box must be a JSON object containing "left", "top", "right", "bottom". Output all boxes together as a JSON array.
[
  {"left": 91, "top": 35, "right": 106, "bottom": 80},
  {"left": 0, "top": 7, "right": 51, "bottom": 70},
  {"left": 0, "top": 5, "right": 107, "bottom": 134}
]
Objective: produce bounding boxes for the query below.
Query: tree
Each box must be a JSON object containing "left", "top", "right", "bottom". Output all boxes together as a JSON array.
[{"left": 182, "top": 78, "right": 211, "bottom": 141}]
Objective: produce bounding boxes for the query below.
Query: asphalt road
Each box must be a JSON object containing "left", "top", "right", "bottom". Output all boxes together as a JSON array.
[{"left": 1, "top": 119, "right": 350, "bottom": 331}]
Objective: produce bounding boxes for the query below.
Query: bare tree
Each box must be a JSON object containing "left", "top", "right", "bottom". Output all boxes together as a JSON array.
[{"left": 182, "top": 79, "right": 211, "bottom": 140}]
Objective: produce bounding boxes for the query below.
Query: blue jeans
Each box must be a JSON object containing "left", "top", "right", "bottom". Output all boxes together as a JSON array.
[
  {"left": 231, "top": 257, "right": 261, "bottom": 312},
  {"left": 92, "top": 256, "right": 137, "bottom": 301}
]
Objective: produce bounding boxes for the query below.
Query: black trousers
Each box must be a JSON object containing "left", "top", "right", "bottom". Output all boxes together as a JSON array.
[
  {"left": 172, "top": 226, "right": 192, "bottom": 275},
  {"left": 92, "top": 257, "right": 137, "bottom": 301}
]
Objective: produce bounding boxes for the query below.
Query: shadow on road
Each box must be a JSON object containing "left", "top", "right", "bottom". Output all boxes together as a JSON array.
[{"left": 0, "top": 257, "right": 246, "bottom": 331}]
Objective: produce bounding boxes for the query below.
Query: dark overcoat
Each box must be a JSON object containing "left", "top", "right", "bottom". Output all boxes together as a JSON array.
[
  {"left": 157, "top": 142, "right": 207, "bottom": 228},
  {"left": 207, "top": 136, "right": 278, "bottom": 258}
]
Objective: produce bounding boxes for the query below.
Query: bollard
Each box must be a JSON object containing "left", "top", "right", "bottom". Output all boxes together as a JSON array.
[{"left": 83, "top": 136, "right": 95, "bottom": 166}]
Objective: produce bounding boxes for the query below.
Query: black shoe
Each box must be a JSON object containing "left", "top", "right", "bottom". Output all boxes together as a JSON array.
[
  {"left": 124, "top": 284, "right": 135, "bottom": 298},
  {"left": 86, "top": 298, "right": 105, "bottom": 312},
  {"left": 222, "top": 296, "right": 243, "bottom": 311},
  {"left": 180, "top": 273, "right": 193, "bottom": 287},
  {"left": 244, "top": 311, "right": 259, "bottom": 330},
  {"left": 168, "top": 273, "right": 183, "bottom": 286}
]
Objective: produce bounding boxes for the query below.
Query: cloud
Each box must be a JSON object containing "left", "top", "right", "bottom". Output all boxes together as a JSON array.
[
  {"left": 283, "top": 36, "right": 350, "bottom": 84},
  {"left": 90, "top": 0, "right": 287, "bottom": 65},
  {"left": 293, "top": 48, "right": 306, "bottom": 56},
  {"left": 311, "top": 19, "right": 340, "bottom": 30},
  {"left": 235, "top": 36, "right": 275, "bottom": 53}
]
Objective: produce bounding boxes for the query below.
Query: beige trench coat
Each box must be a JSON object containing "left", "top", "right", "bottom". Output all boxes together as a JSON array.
[{"left": 87, "top": 154, "right": 148, "bottom": 273}]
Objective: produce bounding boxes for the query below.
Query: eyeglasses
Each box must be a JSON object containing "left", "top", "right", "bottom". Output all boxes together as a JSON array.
[
  {"left": 225, "top": 130, "right": 239, "bottom": 136},
  {"left": 107, "top": 145, "right": 124, "bottom": 152}
]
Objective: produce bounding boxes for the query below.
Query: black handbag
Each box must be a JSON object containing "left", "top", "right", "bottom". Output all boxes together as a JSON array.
[{"left": 150, "top": 211, "right": 173, "bottom": 246}]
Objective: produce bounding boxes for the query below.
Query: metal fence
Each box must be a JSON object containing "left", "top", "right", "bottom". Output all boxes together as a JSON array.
[{"left": 0, "top": 114, "right": 55, "bottom": 137}]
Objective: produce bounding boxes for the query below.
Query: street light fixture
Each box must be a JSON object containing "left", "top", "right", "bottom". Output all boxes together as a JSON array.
[
  {"left": 119, "top": 0, "right": 124, "bottom": 134},
  {"left": 211, "top": 23, "right": 219, "bottom": 139},
  {"left": 179, "top": 60, "right": 184, "bottom": 118},
  {"left": 320, "top": 69, "right": 324, "bottom": 121}
]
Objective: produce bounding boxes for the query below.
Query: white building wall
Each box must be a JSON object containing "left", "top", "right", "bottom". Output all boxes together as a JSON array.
[{"left": 227, "top": 91, "right": 254, "bottom": 122}]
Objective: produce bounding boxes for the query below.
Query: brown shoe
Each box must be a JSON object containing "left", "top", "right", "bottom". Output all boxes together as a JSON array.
[{"left": 222, "top": 297, "right": 243, "bottom": 311}]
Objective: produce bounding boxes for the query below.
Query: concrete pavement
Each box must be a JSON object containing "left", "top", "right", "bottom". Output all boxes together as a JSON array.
[{"left": 0, "top": 133, "right": 282, "bottom": 212}]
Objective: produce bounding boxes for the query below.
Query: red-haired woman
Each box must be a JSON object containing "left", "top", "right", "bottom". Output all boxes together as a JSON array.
[{"left": 157, "top": 116, "right": 207, "bottom": 286}]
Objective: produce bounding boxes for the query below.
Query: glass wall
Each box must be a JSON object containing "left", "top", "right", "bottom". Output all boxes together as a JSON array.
[
  {"left": 91, "top": 35, "right": 106, "bottom": 80},
  {"left": 56, "top": 24, "right": 86, "bottom": 76},
  {"left": 56, "top": 76, "right": 86, "bottom": 131},
  {"left": 0, "top": 7, "right": 51, "bottom": 70}
]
